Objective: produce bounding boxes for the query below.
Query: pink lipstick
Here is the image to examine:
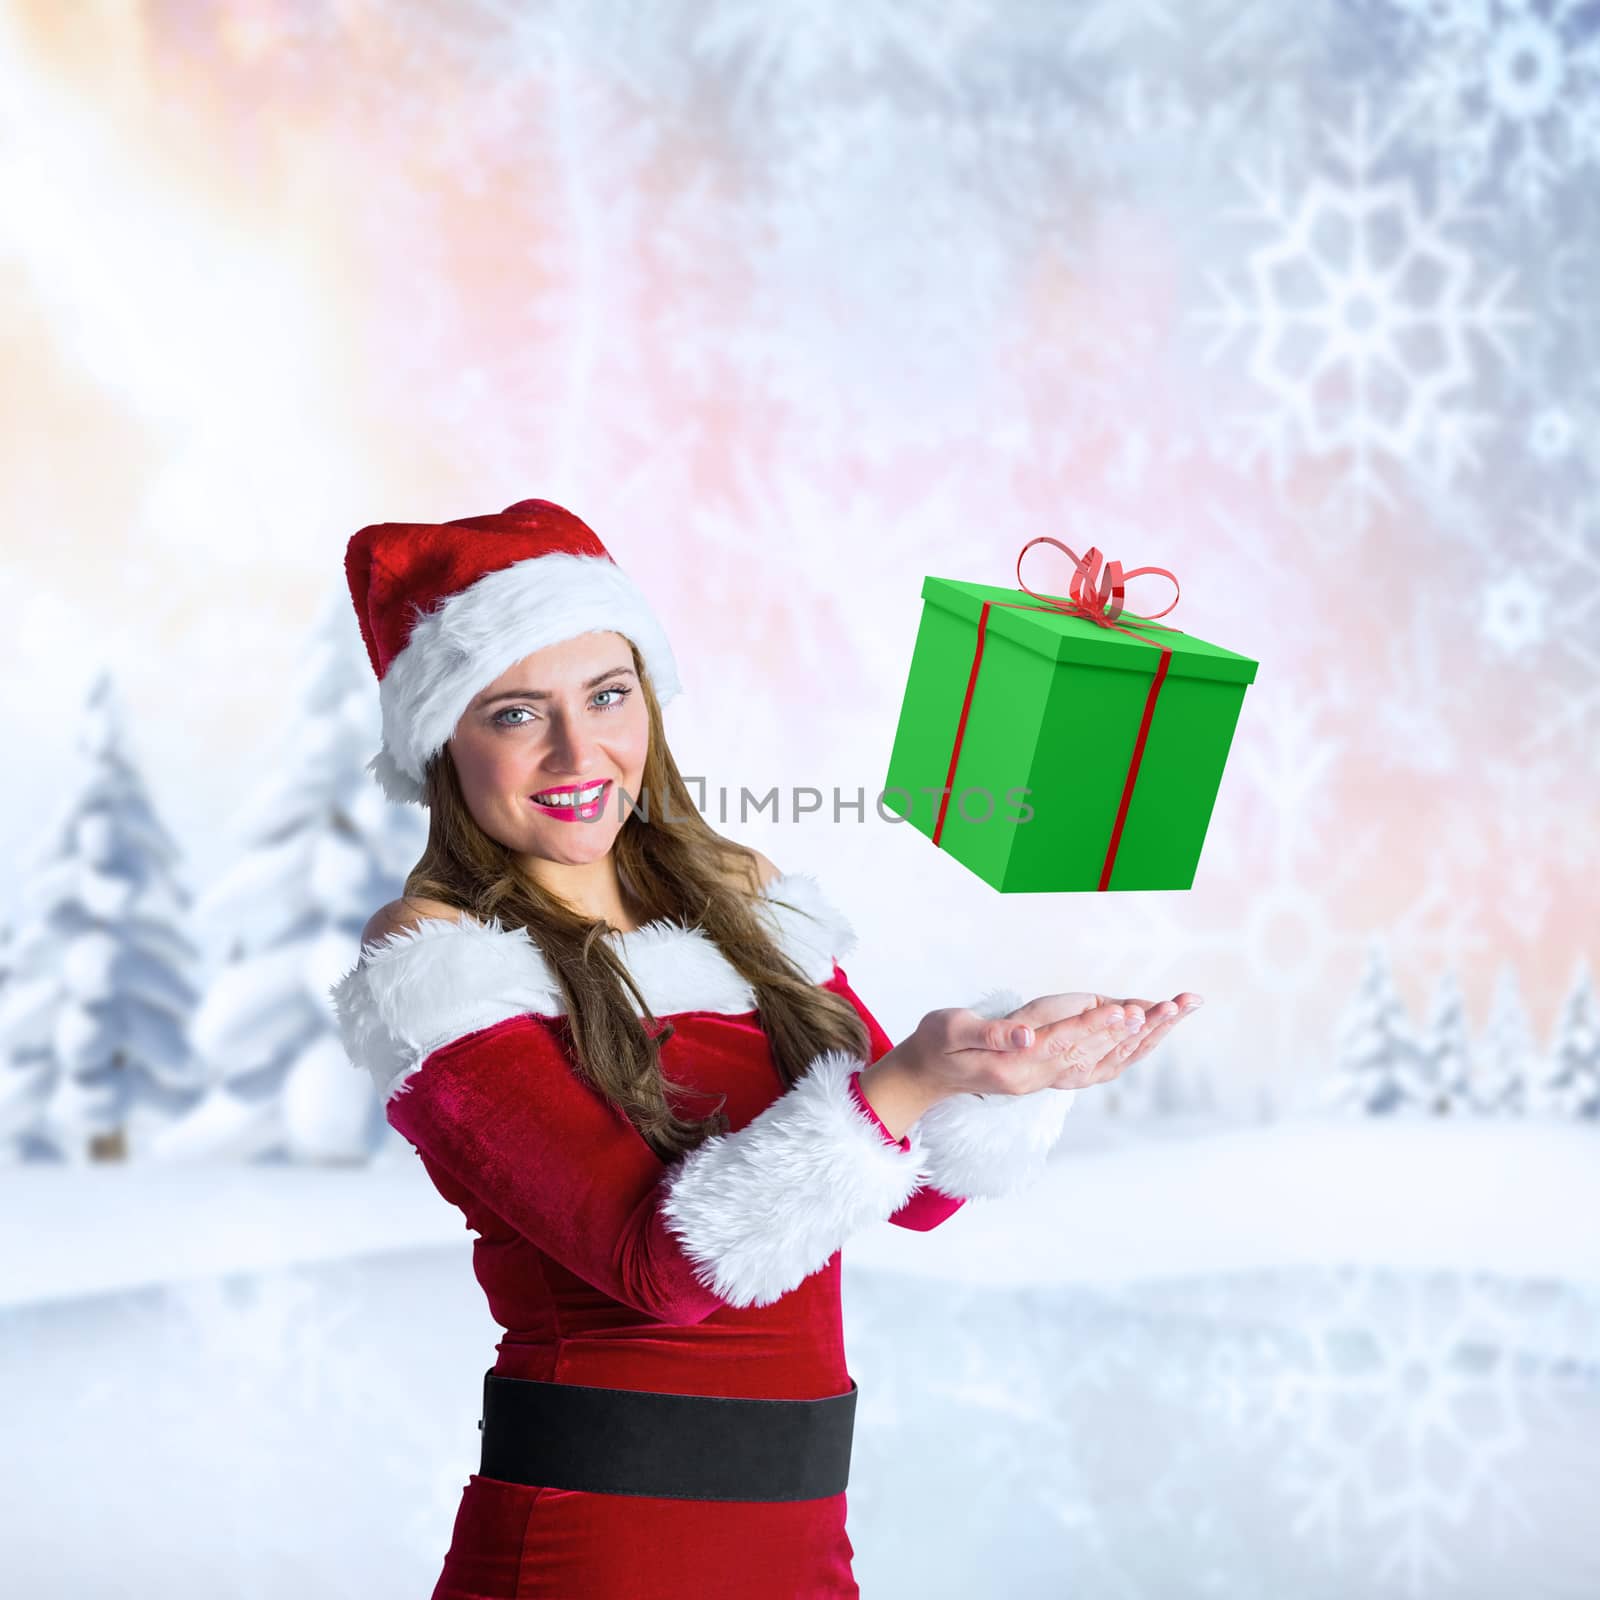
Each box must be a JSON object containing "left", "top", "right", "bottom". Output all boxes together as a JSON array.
[{"left": 529, "top": 778, "right": 612, "bottom": 822}]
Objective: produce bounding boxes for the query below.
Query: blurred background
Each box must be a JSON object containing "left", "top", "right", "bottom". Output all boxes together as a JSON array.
[{"left": 0, "top": 1, "right": 1595, "bottom": 1596}]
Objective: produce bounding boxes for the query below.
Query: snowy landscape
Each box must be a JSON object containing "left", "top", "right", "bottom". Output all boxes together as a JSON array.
[
  {"left": 0, "top": 638, "right": 1593, "bottom": 1594},
  {"left": 5, "top": 619, "right": 1590, "bottom": 1599},
  {"left": 3, "top": 1116, "right": 1596, "bottom": 1598}
]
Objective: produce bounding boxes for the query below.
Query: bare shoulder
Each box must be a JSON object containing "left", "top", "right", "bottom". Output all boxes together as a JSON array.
[
  {"left": 749, "top": 848, "right": 783, "bottom": 890},
  {"left": 359, "top": 895, "right": 466, "bottom": 958},
  {"left": 720, "top": 844, "right": 780, "bottom": 896}
]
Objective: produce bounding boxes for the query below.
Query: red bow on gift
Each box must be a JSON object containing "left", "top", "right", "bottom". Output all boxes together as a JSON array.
[
  {"left": 933, "top": 537, "right": 1185, "bottom": 891},
  {"left": 1014, "top": 536, "right": 1180, "bottom": 627}
]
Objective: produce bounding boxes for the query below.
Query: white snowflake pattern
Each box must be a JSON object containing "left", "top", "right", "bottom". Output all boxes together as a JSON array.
[
  {"left": 1508, "top": 500, "right": 1600, "bottom": 766},
  {"left": 1060, "top": 0, "right": 1182, "bottom": 55},
  {"left": 689, "top": 0, "right": 989, "bottom": 106},
  {"left": 1197, "top": 92, "right": 1529, "bottom": 539},
  {"left": 860, "top": 1264, "right": 1600, "bottom": 1596},
  {"left": 1387, "top": 0, "right": 1600, "bottom": 217},
  {"left": 1479, "top": 567, "right": 1547, "bottom": 653},
  {"left": 1135, "top": 663, "right": 1496, "bottom": 1116},
  {"left": 1260, "top": 1269, "right": 1553, "bottom": 1594},
  {"left": 1524, "top": 401, "right": 1578, "bottom": 462},
  {"left": 1168, "top": 1265, "right": 1600, "bottom": 1597}
]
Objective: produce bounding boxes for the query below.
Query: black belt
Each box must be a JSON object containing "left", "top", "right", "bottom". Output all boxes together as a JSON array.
[{"left": 477, "top": 1369, "right": 858, "bottom": 1502}]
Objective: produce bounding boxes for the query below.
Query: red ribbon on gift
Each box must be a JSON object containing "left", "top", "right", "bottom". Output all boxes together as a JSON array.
[{"left": 932, "top": 537, "right": 1186, "bottom": 891}]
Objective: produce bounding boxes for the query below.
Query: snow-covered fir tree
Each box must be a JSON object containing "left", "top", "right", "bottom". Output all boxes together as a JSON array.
[
  {"left": 149, "top": 589, "right": 426, "bottom": 1165},
  {"left": 0, "top": 915, "right": 57, "bottom": 1160},
  {"left": 1416, "top": 967, "right": 1473, "bottom": 1115},
  {"left": 1145, "top": 1043, "right": 1216, "bottom": 1120},
  {"left": 1187, "top": 1056, "right": 1220, "bottom": 1118},
  {"left": 0, "top": 671, "right": 204, "bottom": 1163},
  {"left": 1142, "top": 1045, "right": 1194, "bottom": 1117},
  {"left": 1069, "top": 1040, "right": 1226, "bottom": 1123},
  {"left": 1254, "top": 1080, "right": 1278, "bottom": 1124},
  {"left": 1538, "top": 956, "right": 1600, "bottom": 1121},
  {"left": 1322, "top": 939, "right": 1427, "bottom": 1116},
  {"left": 1095, "top": 1053, "right": 1151, "bottom": 1119},
  {"left": 1469, "top": 961, "right": 1538, "bottom": 1117}
]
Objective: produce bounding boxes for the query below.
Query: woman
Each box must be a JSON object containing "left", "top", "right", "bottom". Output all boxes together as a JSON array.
[{"left": 329, "top": 498, "right": 1200, "bottom": 1598}]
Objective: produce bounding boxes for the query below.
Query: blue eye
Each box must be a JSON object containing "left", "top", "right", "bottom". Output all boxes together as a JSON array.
[{"left": 493, "top": 685, "right": 632, "bottom": 727}]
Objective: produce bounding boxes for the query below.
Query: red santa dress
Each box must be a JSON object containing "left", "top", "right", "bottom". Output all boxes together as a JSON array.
[{"left": 330, "top": 870, "right": 1075, "bottom": 1599}]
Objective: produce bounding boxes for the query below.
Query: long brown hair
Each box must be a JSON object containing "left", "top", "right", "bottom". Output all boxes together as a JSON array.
[{"left": 401, "top": 638, "right": 871, "bottom": 1162}]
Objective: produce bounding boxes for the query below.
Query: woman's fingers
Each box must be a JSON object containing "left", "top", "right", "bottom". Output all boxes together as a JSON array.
[
  {"left": 1123, "top": 992, "right": 1205, "bottom": 1017},
  {"left": 1004, "top": 992, "right": 1108, "bottom": 1029},
  {"left": 964, "top": 998, "right": 1128, "bottom": 1054},
  {"left": 1110, "top": 998, "right": 1176, "bottom": 1047},
  {"left": 1050, "top": 993, "right": 1204, "bottom": 1089},
  {"left": 1128, "top": 993, "right": 1205, "bottom": 1065},
  {"left": 952, "top": 991, "right": 1206, "bottom": 1095},
  {"left": 1099, "top": 1011, "right": 1182, "bottom": 1078},
  {"left": 972, "top": 1010, "right": 1042, "bottom": 1050},
  {"left": 1026, "top": 1002, "right": 1140, "bottom": 1073}
]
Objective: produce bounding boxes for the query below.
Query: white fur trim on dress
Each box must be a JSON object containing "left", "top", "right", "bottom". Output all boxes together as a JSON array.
[
  {"left": 327, "top": 871, "right": 858, "bottom": 1103},
  {"left": 908, "top": 985, "right": 1076, "bottom": 1201},
  {"left": 369, "top": 550, "right": 682, "bottom": 806},
  {"left": 659, "top": 1046, "right": 928, "bottom": 1309}
]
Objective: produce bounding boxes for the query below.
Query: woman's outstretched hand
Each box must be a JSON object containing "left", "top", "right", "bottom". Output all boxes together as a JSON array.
[{"left": 908, "top": 991, "right": 1205, "bottom": 1099}]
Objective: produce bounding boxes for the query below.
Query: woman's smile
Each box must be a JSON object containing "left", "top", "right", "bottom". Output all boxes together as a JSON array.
[{"left": 529, "top": 777, "right": 612, "bottom": 820}]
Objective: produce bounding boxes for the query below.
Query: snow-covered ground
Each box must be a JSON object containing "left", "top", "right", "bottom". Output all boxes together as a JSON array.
[
  {"left": 6, "top": 1114, "right": 1595, "bottom": 1309},
  {"left": 3, "top": 1117, "right": 1596, "bottom": 1598}
]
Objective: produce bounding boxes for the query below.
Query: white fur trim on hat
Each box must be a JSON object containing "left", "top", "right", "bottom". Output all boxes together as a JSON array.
[
  {"left": 371, "top": 550, "right": 682, "bottom": 806},
  {"left": 328, "top": 871, "right": 858, "bottom": 1104},
  {"left": 908, "top": 985, "right": 1076, "bottom": 1200}
]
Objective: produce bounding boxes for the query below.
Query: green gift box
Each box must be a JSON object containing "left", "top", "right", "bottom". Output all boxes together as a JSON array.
[{"left": 882, "top": 559, "right": 1259, "bottom": 893}]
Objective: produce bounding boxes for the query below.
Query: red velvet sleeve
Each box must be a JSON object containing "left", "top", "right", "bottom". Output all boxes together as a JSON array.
[
  {"left": 826, "top": 964, "right": 968, "bottom": 1233},
  {"left": 383, "top": 1004, "right": 932, "bottom": 1320},
  {"left": 385, "top": 1014, "right": 733, "bottom": 1326}
]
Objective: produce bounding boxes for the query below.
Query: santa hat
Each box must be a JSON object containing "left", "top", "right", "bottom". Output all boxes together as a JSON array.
[{"left": 344, "top": 498, "right": 682, "bottom": 806}]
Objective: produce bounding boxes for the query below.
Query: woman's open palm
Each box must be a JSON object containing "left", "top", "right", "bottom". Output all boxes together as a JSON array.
[
  {"left": 912, "top": 990, "right": 1204, "bottom": 1099},
  {"left": 1017, "top": 991, "right": 1204, "bottom": 1090}
]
